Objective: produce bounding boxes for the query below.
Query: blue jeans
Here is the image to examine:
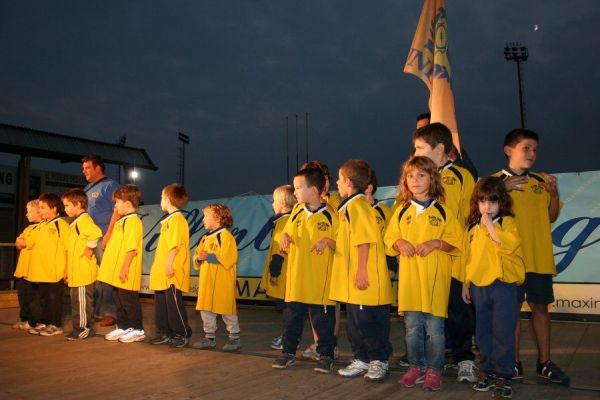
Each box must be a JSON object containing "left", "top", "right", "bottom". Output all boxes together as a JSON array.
[
  {"left": 92, "top": 243, "right": 117, "bottom": 318},
  {"left": 404, "top": 311, "right": 445, "bottom": 371}
]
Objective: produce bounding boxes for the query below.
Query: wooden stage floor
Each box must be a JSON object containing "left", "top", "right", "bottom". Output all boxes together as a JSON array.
[{"left": 1, "top": 303, "right": 598, "bottom": 400}]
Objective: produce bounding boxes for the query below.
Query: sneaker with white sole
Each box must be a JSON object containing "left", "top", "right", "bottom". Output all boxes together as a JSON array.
[
  {"left": 192, "top": 337, "right": 217, "bottom": 350},
  {"left": 28, "top": 323, "right": 46, "bottom": 335},
  {"left": 270, "top": 335, "right": 283, "bottom": 350},
  {"left": 302, "top": 343, "right": 318, "bottom": 360},
  {"left": 272, "top": 353, "right": 296, "bottom": 369},
  {"left": 118, "top": 329, "right": 146, "bottom": 343},
  {"left": 39, "top": 325, "right": 63, "bottom": 336},
  {"left": 457, "top": 360, "right": 478, "bottom": 383},
  {"left": 364, "top": 360, "right": 389, "bottom": 382},
  {"left": 15, "top": 321, "right": 32, "bottom": 331},
  {"left": 338, "top": 359, "right": 370, "bottom": 377},
  {"left": 105, "top": 328, "right": 129, "bottom": 341},
  {"left": 222, "top": 338, "right": 241, "bottom": 352}
]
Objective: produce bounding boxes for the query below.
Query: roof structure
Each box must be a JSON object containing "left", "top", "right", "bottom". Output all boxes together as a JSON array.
[{"left": 0, "top": 123, "right": 158, "bottom": 170}]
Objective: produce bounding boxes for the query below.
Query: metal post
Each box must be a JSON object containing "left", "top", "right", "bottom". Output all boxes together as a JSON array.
[
  {"left": 178, "top": 132, "right": 190, "bottom": 184},
  {"left": 504, "top": 42, "right": 528, "bottom": 128}
]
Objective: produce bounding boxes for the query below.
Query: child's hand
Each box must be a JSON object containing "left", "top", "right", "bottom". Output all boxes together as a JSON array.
[
  {"left": 15, "top": 236, "right": 26, "bottom": 250},
  {"left": 279, "top": 233, "right": 293, "bottom": 254},
  {"left": 270, "top": 277, "right": 278, "bottom": 286},
  {"left": 393, "top": 239, "right": 415, "bottom": 257},
  {"left": 196, "top": 250, "right": 208, "bottom": 262},
  {"left": 354, "top": 269, "right": 369, "bottom": 290},
  {"left": 101, "top": 236, "right": 110, "bottom": 251},
  {"left": 540, "top": 173, "right": 559, "bottom": 197},
  {"left": 415, "top": 240, "right": 439, "bottom": 257},
  {"left": 461, "top": 283, "right": 471, "bottom": 304},
  {"left": 311, "top": 238, "right": 329, "bottom": 255},
  {"left": 504, "top": 175, "right": 528, "bottom": 192},
  {"left": 165, "top": 264, "right": 174, "bottom": 278},
  {"left": 119, "top": 266, "right": 129, "bottom": 283},
  {"left": 82, "top": 247, "right": 94, "bottom": 259},
  {"left": 480, "top": 213, "right": 494, "bottom": 229}
]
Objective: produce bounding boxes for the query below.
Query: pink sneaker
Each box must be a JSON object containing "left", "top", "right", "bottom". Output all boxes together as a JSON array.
[
  {"left": 422, "top": 368, "right": 442, "bottom": 391},
  {"left": 399, "top": 368, "right": 426, "bottom": 387}
]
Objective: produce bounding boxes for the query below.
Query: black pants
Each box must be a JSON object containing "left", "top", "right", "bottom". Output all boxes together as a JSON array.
[
  {"left": 27, "top": 282, "right": 44, "bottom": 326},
  {"left": 447, "top": 278, "right": 475, "bottom": 362},
  {"left": 282, "top": 302, "right": 336, "bottom": 357},
  {"left": 39, "top": 281, "right": 65, "bottom": 327},
  {"left": 346, "top": 304, "right": 392, "bottom": 363},
  {"left": 154, "top": 285, "right": 191, "bottom": 338},
  {"left": 113, "top": 287, "right": 143, "bottom": 330},
  {"left": 16, "top": 278, "right": 32, "bottom": 322}
]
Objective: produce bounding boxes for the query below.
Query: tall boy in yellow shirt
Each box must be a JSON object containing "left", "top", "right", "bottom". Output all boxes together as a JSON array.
[
  {"left": 62, "top": 189, "right": 102, "bottom": 340},
  {"left": 149, "top": 183, "right": 192, "bottom": 348},
  {"left": 98, "top": 184, "right": 145, "bottom": 343}
]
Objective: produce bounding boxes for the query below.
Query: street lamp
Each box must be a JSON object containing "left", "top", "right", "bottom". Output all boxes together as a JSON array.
[
  {"left": 504, "top": 42, "right": 528, "bottom": 128},
  {"left": 178, "top": 132, "right": 190, "bottom": 185}
]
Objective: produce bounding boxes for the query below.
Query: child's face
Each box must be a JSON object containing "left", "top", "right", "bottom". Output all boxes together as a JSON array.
[
  {"left": 25, "top": 205, "right": 41, "bottom": 223},
  {"left": 414, "top": 138, "right": 444, "bottom": 166},
  {"left": 336, "top": 170, "right": 352, "bottom": 198},
  {"left": 38, "top": 201, "right": 57, "bottom": 220},
  {"left": 203, "top": 209, "right": 220, "bottom": 231},
  {"left": 479, "top": 199, "right": 500, "bottom": 219},
  {"left": 406, "top": 167, "right": 432, "bottom": 201},
  {"left": 160, "top": 191, "right": 170, "bottom": 212},
  {"left": 114, "top": 198, "right": 133, "bottom": 216},
  {"left": 505, "top": 138, "right": 538, "bottom": 170},
  {"left": 62, "top": 199, "right": 83, "bottom": 218},
  {"left": 293, "top": 176, "right": 317, "bottom": 204},
  {"left": 271, "top": 193, "right": 284, "bottom": 214}
]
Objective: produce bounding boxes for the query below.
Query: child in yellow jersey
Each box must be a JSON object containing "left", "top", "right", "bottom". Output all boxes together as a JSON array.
[
  {"left": 295, "top": 160, "right": 342, "bottom": 361},
  {"left": 13, "top": 200, "right": 41, "bottom": 331},
  {"left": 384, "top": 156, "right": 463, "bottom": 391},
  {"left": 148, "top": 183, "right": 192, "bottom": 348},
  {"left": 461, "top": 177, "right": 524, "bottom": 399},
  {"left": 26, "top": 193, "right": 69, "bottom": 337},
  {"left": 62, "top": 189, "right": 102, "bottom": 340},
  {"left": 412, "top": 122, "right": 477, "bottom": 381},
  {"left": 272, "top": 168, "right": 338, "bottom": 373},
  {"left": 260, "top": 185, "right": 296, "bottom": 350},
  {"left": 98, "top": 184, "right": 145, "bottom": 343},
  {"left": 331, "top": 160, "right": 394, "bottom": 381},
  {"left": 495, "top": 128, "right": 569, "bottom": 385},
  {"left": 192, "top": 203, "right": 240, "bottom": 352}
]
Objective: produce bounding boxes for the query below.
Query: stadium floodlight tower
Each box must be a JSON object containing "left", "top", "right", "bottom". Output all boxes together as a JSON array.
[{"left": 504, "top": 42, "right": 529, "bottom": 128}]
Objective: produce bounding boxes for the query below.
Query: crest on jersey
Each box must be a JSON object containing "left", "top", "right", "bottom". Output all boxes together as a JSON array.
[
  {"left": 428, "top": 215, "right": 442, "bottom": 227},
  {"left": 316, "top": 222, "right": 330, "bottom": 232},
  {"left": 442, "top": 175, "right": 456, "bottom": 185},
  {"left": 532, "top": 184, "right": 545, "bottom": 194}
]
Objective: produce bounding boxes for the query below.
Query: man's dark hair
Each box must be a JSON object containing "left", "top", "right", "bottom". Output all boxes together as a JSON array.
[{"left": 82, "top": 154, "right": 105, "bottom": 172}]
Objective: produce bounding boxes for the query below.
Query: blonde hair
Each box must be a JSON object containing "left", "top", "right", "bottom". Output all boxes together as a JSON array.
[
  {"left": 26, "top": 199, "right": 40, "bottom": 209},
  {"left": 396, "top": 156, "right": 445, "bottom": 207},
  {"left": 273, "top": 185, "right": 296, "bottom": 213}
]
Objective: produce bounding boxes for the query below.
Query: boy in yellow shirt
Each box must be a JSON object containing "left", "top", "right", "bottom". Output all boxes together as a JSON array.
[
  {"left": 62, "top": 189, "right": 102, "bottom": 340},
  {"left": 495, "top": 128, "right": 569, "bottom": 385},
  {"left": 192, "top": 203, "right": 241, "bottom": 352},
  {"left": 13, "top": 200, "right": 42, "bottom": 331},
  {"left": 98, "top": 184, "right": 145, "bottom": 343},
  {"left": 330, "top": 160, "right": 394, "bottom": 381},
  {"left": 260, "top": 184, "right": 296, "bottom": 350},
  {"left": 149, "top": 183, "right": 192, "bottom": 348},
  {"left": 27, "top": 193, "right": 69, "bottom": 337},
  {"left": 271, "top": 168, "right": 338, "bottom": 373}
]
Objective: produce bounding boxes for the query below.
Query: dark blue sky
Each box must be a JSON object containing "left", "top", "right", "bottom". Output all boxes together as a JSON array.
[{"left": 1, "top": 1, "right": 599, "bottom": 202}]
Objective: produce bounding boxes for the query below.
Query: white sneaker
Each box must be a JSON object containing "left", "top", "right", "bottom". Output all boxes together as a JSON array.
[
  {"left": 338, "top": 359, "right": 369, "bottom": 377},
  {"left": 457, "top": 360, "right": 478, "bottom": 383},
  {"left": 119, "top": 329, "right": 146, "bottom": 343},
  {"left": 39, "top": 324, "right": 63, "bottom": 336},
  {"left": 364, "top": 360, "right": 389, "bottom": 381},
  {"left": 105, "top": 328, "right": 129, "bottom": 341},
  {"left": 28, "top": 323, "right": 47, "bottom": 335}
]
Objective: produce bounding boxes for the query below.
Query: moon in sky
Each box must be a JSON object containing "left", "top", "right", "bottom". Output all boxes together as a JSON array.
[{"left": 534, "top": 24, "right": 539, "bottom": 31}]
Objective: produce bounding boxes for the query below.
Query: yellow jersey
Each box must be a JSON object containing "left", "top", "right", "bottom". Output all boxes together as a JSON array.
[
  {"left": 98, "top": 213, "right": 143, "bottom": 291},
  {"left": 149, "top": 211, "right": 191, "bottom": 292},
  {"left": 283, "top": 203, "right": 338, "bottom": 305},
  {"left": 260, "top": 213, "right": 291, "bottom": 300},
  {"left": 495, "top": 169, "right": 557, "bottom": 275},
  {"left": 372, "top": 200, "right": 392, "bottom": 234},
  {"left": 384, "top": 200, "right": 463, "bottom": 317},
  {"left": 194, "top": 228, "right": 238, "bottom": 315},
  {"left": 27, "top": 217, "right": 69, "bottom": 283},
  {"left": 14, "top": 223, "right": 41, "bottom": 278},
  {"left": 330, "top": 194, "right": 393, "bottom": 305},
  {"left": 66, "top": 213, "right": 102, "bottom": 287},
  {"left": 464, "top": 216, "right": 525, "bottom": 287}
]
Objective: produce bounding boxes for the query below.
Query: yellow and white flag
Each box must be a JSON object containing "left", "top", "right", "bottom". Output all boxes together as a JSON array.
[{"left": 404, "top": 0, "right": 461, "bottom": 153}]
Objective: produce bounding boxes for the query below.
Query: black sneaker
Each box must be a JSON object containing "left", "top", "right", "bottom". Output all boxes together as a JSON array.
[
  {"left": 66, "top": 328, "right": 93, "bottom": 341},
  {"left": 512, "top": 361, "right": 523, "bottom": 381},
  {"left": 272, "top": 353, "right": 296, "bottom": 369},
  {"left": 536, "top": 360, "right": 570, "bottom": 386},
  {"left": 170, "top": 335, "right": 188, "bottom": 348},
  {"left": 492, "top": 378, "right": 513, "bottom": 399},
  {"left": 314, "top": 356, "right": 333, "bottom": 374},
  {"left": 65, "top": 330, "right": 82, "bottom": 341},
  {"left": 149, "top": 335, "right": 172, "bottom": 345},
  {"left": 397, "top": 352, "right": 409, "bottom": 368},
  {"left": 472, "top": 373, "right": 496, "bottom": 392}
]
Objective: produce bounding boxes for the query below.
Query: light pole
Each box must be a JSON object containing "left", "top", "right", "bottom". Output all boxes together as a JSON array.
[
  {"left": 504, "top": 42, "right": 528, "bottom": 128},
  {"left": 178, "top": 132, "right": 190, "bottom": 185}
]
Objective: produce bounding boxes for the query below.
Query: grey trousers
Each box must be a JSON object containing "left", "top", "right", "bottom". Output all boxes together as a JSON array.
[{"left": 70, "top": 284, "right": 94, "bottom": 330}]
